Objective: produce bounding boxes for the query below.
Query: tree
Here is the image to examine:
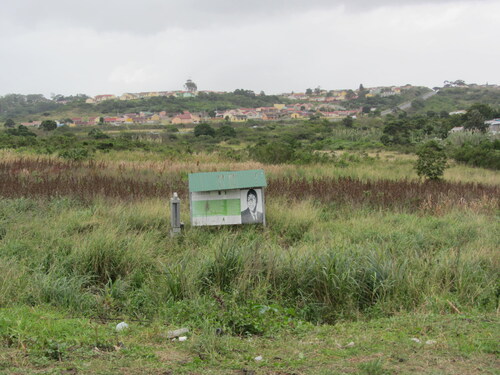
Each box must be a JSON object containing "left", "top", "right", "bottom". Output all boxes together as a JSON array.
[
  {"left": 233, "top": 89, "right": 255, "bottom": 97},
  {"left": 306, "top": 88, "right": 313, "bottom": 95},
  {"left": 467, "top": 103, "right": 494, "bottom": 120},
  {"left": 453, "top": 79, "right": 466, "bottom": 86},
  {"left": 463, "top": 110, "right": 487, "bottom": 132},
  {"left": 358, "top": 84, "right": 367, "bottom": 99},
  {"left": 342, "top": 116, "right": 354, "bottom": 128},
  {"left": 6, "top": 125, "right": 36, "bottom": 137},
  {"left": 439, "top": 110, "right": 450, "bottom": 119},
  {"left": 88, "top": 128, "right": 109, "bottom": 139},
  {"left": 194, "top": 123, "right": 215, "bottom": 137},
  {"left": 184, "top": 79, "right": 197, "bottom": 92},
  {"left": 250, "top": 141, "right": 295, "bottom": 164},
  {"left": 4, "top": 118, "right": 15, "bottom": 128},
  {"left": 40, "top": 120, "right": 57, "bottom": 131},
  {"left": 415, "top": 140, "right": 447, "bottom": 180},
  {"left": 217, "top": 124, "right": 236, "bottom": 138},
  {"left": 380, "top": 119, "right": 411, "bottom": 145}
]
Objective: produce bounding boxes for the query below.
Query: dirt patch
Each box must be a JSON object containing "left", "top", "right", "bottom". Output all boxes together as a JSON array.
[{"left": 155, "top": 349, "right": 192, "bottom": 364}]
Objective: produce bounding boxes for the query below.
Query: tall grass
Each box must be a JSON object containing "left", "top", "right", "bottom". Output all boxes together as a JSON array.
[
  {"left": 1, "top": 158, "right": 498, "bottom": 213},
  {"left": 0, "top": 197, "right": 498, "bottom": 328},
  {"left": 2, "top": 150, "right": 499, "bottom": 185}
]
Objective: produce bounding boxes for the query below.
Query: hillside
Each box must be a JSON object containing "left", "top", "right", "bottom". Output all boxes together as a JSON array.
[
  {"left": 0, "top": 92, "right": 286, "bottom": 122},
  {"left": 1, "top": 86, "right": 434, "bottom": 122},
  {"left": 412, "top": 86, "right": 500, "bottom": 114}
]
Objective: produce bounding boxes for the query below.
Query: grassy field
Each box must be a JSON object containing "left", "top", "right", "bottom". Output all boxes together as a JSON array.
[
  {"left": 0, "top": 151, "right": 499, "bottom": 374},
  {"left": 1, "top": 307, "right": 498, "bottom": 374}
]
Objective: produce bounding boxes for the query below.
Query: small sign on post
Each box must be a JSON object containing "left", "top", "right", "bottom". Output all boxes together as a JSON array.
[
  {"left": 188, "top": 170, "right": 267, "bottom": 226},
  {"left": 170, "top": 192, "right": 182, "bottom": 236}
]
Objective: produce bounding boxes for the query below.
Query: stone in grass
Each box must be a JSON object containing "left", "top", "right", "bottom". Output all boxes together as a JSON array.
[
  {"left": 167, "top": 328, "right": 189, "bottom": 339},
  {"left": 425, "top": 340, "right": 437, "bottom": 345},
  {"left": 254, "top": 355, "right": 263, "bottom": 361},
  {"left": 410, "top": 338, "right": 421, "bottom": 343},
  {"left": 115, "top": 322, "right": 129, "bottom": 332}
]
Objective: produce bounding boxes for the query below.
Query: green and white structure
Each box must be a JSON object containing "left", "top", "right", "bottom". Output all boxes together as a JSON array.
[{"left": 188, "top": 169, "right": 267, "bottom": 226}]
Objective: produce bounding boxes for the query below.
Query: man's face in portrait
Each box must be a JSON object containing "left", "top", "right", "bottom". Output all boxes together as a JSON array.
[{"left": 247, "top": 192, "right": 257, "bottom": 212}]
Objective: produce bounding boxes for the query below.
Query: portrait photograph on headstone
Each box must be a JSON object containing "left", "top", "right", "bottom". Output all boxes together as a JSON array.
[{"left": 240, "top": 188, "right": 263, "bottom": 224}]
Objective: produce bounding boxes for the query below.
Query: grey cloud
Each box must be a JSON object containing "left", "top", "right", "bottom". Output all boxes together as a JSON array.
[{"left": 2, "top": 0, "right": 475, "bottom": 34}]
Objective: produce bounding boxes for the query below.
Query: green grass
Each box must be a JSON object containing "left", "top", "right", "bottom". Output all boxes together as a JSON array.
[
  {"left": 0, "top": 306, "right": 498, "bottom": 374},
  {"left": 1, "top": 197, "right": 498, "bottom": 322}
]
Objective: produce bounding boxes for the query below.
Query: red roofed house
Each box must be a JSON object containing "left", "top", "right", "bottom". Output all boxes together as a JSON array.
[{"left": 171, "top": 111, "right": 201, "bottom": 125}]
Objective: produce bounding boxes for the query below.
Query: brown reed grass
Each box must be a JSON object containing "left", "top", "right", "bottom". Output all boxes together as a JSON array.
[{"left": 1, "top": 158, "right": 498, "bottom": 213}]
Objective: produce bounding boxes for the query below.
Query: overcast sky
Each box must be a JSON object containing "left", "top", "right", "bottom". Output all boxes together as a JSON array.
[{"left": 1, "top": 0, "right": 499, "bottom": 97}]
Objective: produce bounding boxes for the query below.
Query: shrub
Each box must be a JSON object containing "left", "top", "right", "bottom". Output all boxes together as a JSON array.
[
  {"left": 59, "top": 148, "right": 92, "bottom": 161},
  {"left": 40, "top": 120, "right": 57, "bottom": 131},
  {"left": 6, "top": 125, "right": 37, "bottom": 137},
  {"left": 217, "top": 124, "right": 236, "bottom": 138},
  {"left": 88, "top": 129, "right": 109, "bottom": 139},
  {"left": 250, "top": 142, "right": 295, "bottom": 164},
  {"left": 415, "top": 140, "right": 447, "bottom": 180},
  {"left": 451, "top": 140, "right": 500, "bottom": 170},
  {"left": 194, "top": 123, "right": 215, "bottom": 137}
]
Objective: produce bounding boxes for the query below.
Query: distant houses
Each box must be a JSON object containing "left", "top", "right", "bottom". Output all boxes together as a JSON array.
[
  {"left": 171, "top": 111, "right": 201, "bottom": 125},
  {"left": 485, "top": 119, "right": 500, "bottom": 134},
  {"left": 21, "top": 103, "right": 363, "bottom": 128}
]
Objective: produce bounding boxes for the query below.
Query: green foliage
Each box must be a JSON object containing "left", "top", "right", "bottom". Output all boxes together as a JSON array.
[
  {"left": 358, "top": 359, "right": 391, "bottom": 375},
  {"left": 380, "top": 119, "right": 412, "bottom": 146},
  {"left": 59, "top": 148, "right": 92, "bottom": 161},
  {"left": 88, "top": 129, "right": 109, "bottom": 139},
  {"left": 411, "top": 98, "right": 425, "bottom": 110},
  {"left": 166, "top": 125, "right": 179, "bottom": 133},
  {"left": 184, "top": 79, "right": 197, "bottom": 92},
  {"left": 217, "top": 124, "right": 236, "bottom": 138},
  {"left": 40, "top": 120, "right": 57, "bottom": 131},
  {"left": 194, "top": 123, "right": 216, "bottom": 137},
  {"left": 88, "top": 128, "right": 110, "bottom": 139},
  {"left": 466, "top": 103, "right": 496, "bottom": 119},
  {"left": 249, "top": 141, "right": 295, "bottom": 164},
  {"left": 451, "top": 139, "right": 500, "bottom": 170},
  {"left": 0, "top": 94, "right": 59, "bottom": 119},
  {"left": 416, "top": 87, "right": 500, "bottom": 114},
  {"left": 6, "top": 125, "right": 37, "bottom": 137},
  {"left": 342, "top": 116, "right": 354, "bottom": 128},
  {"left": 221, "top": 300, "right": 299, "bottom": 336},
  {"left": 4, "top": 118, "right": 15, "bottom": 128},
  {"left": 380, "top": 113, "right": 456, "bottom": 147},
  {"left": 463, "top": 109, "right": 487, "bottom": 132},
  {"left": 415, "top": 140, "right": 448, "bottom": 180}
]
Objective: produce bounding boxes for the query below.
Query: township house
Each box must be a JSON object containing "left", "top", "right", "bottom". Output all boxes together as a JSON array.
[{"left": 171, "top": 111, "right": 201, "bottom": 125}]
